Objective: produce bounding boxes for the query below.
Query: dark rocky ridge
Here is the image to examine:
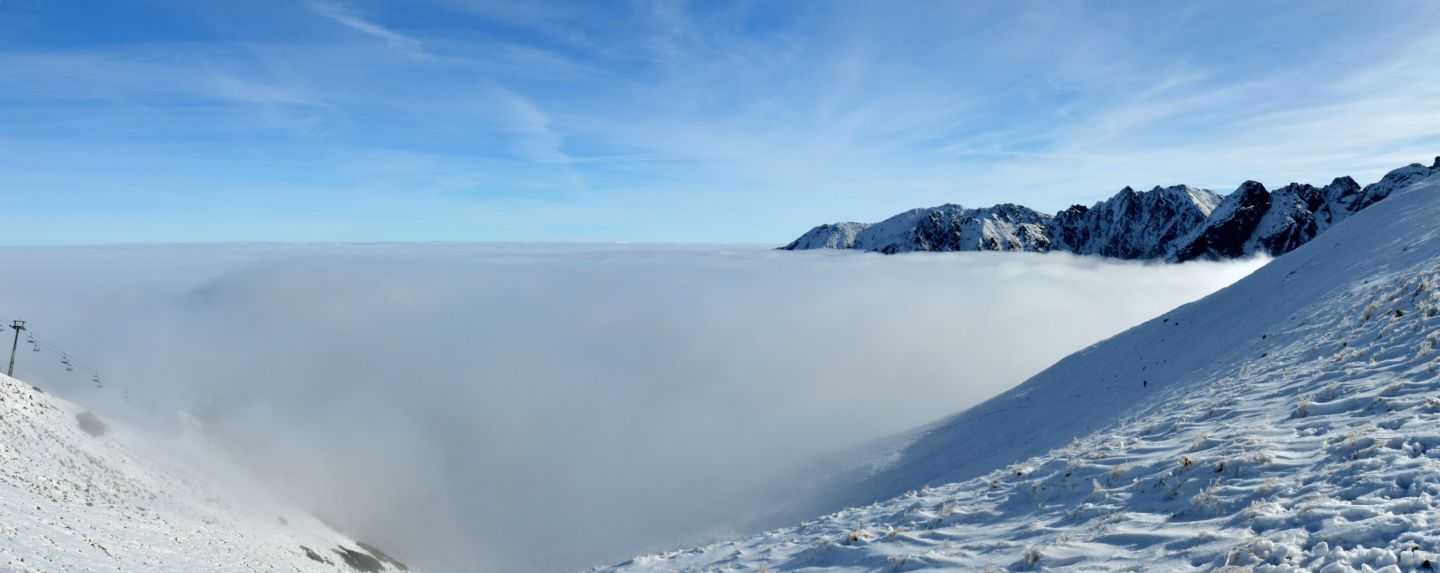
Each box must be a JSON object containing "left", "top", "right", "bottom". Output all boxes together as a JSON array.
[
  {"left": 1170, "top": 180, "right": 1270, "bottom": 261},
  {"left": 1050, "top": 184, "right": 1220, "bottom": 259},
  {"left": 781, "top": 157, "right": 1440, "bottom": 261},
  {"left": 906, "top": 203, "right": 1050, "bottom": 254}
]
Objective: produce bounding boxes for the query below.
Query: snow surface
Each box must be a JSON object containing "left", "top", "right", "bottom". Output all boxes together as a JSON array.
[
  {"left": 785, "top": 223, "right": 873, "bottom": 250},
  {"left": 0, "top": 374, "right": 410, "bottom": 572},
  {"left": 598, "top": 170, "right": 1440, "bottom": 571}
]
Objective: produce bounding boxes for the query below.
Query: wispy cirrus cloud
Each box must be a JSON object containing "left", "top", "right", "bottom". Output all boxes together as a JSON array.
[
  {"left": 487, "top": 85, "right": 571, "bottom": 165},
  {"left": 3, "top": 1, "right": 1439, "bottom": 244},
  {"left": 306, "top": 0, "right": 430, "bottom": 61}
]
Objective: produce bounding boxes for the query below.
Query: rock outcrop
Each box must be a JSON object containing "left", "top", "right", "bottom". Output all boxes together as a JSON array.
[{"left": 781, "top": 158, "right": 1440, "bottom": 262}]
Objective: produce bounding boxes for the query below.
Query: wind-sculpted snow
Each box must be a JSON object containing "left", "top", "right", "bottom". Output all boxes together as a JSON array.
[
  {"left": 783, "top": 157, "right": 1440, "bottom": 262},
  {"left": 601, "top": 171, "right": 1440, "bottom": 571},
  {"left": 0, "top": 373, "right": 410, "bottom": 572}
]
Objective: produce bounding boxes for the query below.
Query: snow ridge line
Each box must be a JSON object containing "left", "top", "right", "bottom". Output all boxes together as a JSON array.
[
  {"left": 602, "top": 171, "right": 1440, "bottom": 571},
  {"left": 781, "top": 157, "right": 1440, "bottom": 261}
]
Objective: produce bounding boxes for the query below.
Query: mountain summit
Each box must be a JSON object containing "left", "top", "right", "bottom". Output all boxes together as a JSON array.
[
  {"left": 608, "top": 167, "right": 1440, "bottom": 570},
  {"left": 782, "top": 158, "right": 1440, "bottom": 261}
]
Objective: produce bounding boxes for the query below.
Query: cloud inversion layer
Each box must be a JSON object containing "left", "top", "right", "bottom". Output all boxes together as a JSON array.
[{"left": 0, "top": 244, "right": 1265, "bottom": 570}]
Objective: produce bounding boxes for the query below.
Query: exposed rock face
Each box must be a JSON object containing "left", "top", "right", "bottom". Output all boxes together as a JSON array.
[
  {"left": 903, "top": 203, "right": 1052, "bottom": 254},
  {"left": 1171, "top": 181, "right": 1272, "bottom": 261},
  {"left": 1049, "top": 204, "right": 1091, "bottom": 254},
  {"left": 1242, "top": 177, "right": 1359, "bottom": 257},
  {"left": 781, "top": 157, "right": 1440, "bottom": 261},
  {"left": 1049, "top": 185, "right": 1221, "bottom": 259},
  {"left": 781, "top": 204, "right": 1055, "bottom": 255}
]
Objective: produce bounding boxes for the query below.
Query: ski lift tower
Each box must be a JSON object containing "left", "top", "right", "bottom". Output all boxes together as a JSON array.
[{"left": 7, "top": 320, "right": 25, "bottom": 377}]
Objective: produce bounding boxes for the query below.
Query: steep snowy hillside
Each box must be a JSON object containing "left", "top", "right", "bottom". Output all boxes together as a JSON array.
[
  {"left": 783, "top": 158, "right": 1440, "bottom": 261},
  {"left": 603, "top": 170, "right": 1440, "bottom": 571},
  {"left": 0, "top": 374, "right": 410, "bottom": 572}
]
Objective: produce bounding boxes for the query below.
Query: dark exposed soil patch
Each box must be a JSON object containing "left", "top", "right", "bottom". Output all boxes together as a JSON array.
[
  {"left": 76, "top": 411, "right": 107, "bottom": 437},
  {"left": 334, "top": 546, "right": 384, "bottom": 572},
  {"left": 357, "top": 541, "right": 409, "bottom": 571}
]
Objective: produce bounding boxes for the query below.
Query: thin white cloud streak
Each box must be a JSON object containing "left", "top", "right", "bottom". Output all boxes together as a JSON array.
[
  {"left": 10, "top": 2, "right": 1439, "bottom": 243},
  {"left": 307, "top": 0, "right": 431, "bottom": 61},
  {"left": 487, "top": 84, "right": 574, "bottom": 166},
  {"left": 0, "top": 48, "right": 321, "bottom": 107},
  {"left": 533, "top": 2, "right": 1440, "bottom": 222},
  {"left": 0, "top": 244, "right": 1266, "bottom": 571}
]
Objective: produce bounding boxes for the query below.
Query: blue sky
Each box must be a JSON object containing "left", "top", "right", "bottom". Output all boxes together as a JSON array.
[{"left": 2, "top": 0, "right": 1438, "bottom": 244}]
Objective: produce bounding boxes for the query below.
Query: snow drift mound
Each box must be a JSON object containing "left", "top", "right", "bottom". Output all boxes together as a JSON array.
[
  {"left": 600, "top": 168, "right": 1440, "bottom": 571},
  {"left": 0, "top": 373, "right": 410, "bottom": 572}
]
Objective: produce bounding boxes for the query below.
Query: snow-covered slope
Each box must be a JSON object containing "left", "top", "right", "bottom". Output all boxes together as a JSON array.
[
  {"left": 0, "top": 374, "right": 410, "bottom": 572},
  {"left": 783, "top": 158, "right": 1440, "bottom": 261},
  {"left": 783, "top": 222, "right": 873, "bottom": 250},
  {"left": 603, "top": 169, "right": 1440, "bottom": 571}
]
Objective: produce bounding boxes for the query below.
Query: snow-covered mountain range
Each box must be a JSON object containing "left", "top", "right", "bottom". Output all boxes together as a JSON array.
[
  {"left": 0, "top": 373, "right": 411, "bottom": 572},
  {"left": 782, "top": 158, "right": 1440, "bottom": 260},
  {"left": 602, "top": 166, "right": 1440, "bottom": 570}
]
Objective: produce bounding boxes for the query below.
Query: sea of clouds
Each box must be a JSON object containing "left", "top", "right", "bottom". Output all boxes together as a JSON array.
[{"left": 0, "top": 243, "right": 1265, "bottom": 571}]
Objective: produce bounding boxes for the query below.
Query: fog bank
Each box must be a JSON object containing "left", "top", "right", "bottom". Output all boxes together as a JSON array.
[{"left": 0, "top": 244, "right": 1265, "bottom": 571}]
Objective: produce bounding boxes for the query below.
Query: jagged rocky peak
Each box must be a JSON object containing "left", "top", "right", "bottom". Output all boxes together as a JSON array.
[
  {"left": 1242, "top": 175, "right": 1361, "bottom": 257},
  {"left": 1049, "top": 183, "right": 1221, "bottom": 259},
  {"left": 1249, "top": 182, "right": 1326, "bottom": 256},
  {"left": 850, "top": 203, "right": 1052, "bottom": 255},
  {"left": 912, "top": 203, "right": 1051, "bottom": 254},
  {"left": 781, "top": 157, "right": 1439, "bottom": 262},
  {"left": 1325, "top": 176, "right": 1363, "bottom": 208},
  {"left": 1171, "top": 180, "right": 1271, "bottom": 262}
]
